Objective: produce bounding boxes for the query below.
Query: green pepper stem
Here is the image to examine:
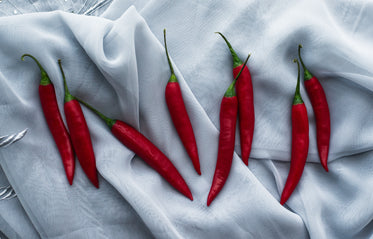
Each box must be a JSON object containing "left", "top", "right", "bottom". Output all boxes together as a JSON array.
[
  {"left": 293, "top": 58, "right": 303, "bottom": 105},
  {"left": 298, "top": 44, "right": 313, "bottom": 81},
  {"left": 163, "top": 29, "right": 177, "bottom": 83},
  {"left": 215, "top": 32, "right": 243, "bottom": 68},
  {"left": 224, "top": 53, "right": 251, "bottom": 97},
  {"left": 21, "top": 54, "right": 51, "bottom": 85},
  {"left": 58, "top": 59, "right": 75, "bottom": 103},
  {"left": 76, "top": 98, "right": 116, "bottom": 128}
]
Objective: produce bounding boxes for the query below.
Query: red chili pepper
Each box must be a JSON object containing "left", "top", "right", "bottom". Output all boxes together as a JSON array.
[
  {"left": 280, "top": 59, "right": 309, "bottom": 205},
  {"left": 216, "top": 32, "right": 254, "bottom": 166},
  {"left": 207, "top": 53, "right": 251, "bottom": 206},
  {"left": 298, "top": 45, "right": 330, "bottom": 172},
  {"left": 163, "top": 29, "right": 201, "bottom": 175},
  {"left": 77, "top": 100, "right": 193, "bottom": 200},
  {"left": 21, "top": 54, "right": 75, "bottom": 185},
  {"left": 58, "top": 60, "right": 99, "bottom": 188}
]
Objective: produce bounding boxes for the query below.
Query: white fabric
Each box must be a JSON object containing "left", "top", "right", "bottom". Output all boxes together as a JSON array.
[
  {"left": 0, "top": 168, "right": 39, "bottom": 238},
  {"left": 0, "top": 0, "right": 372, "bottom": 238}
]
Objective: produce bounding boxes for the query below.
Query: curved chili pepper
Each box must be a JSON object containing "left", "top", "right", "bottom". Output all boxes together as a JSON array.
[
  {"left": 207, "top": 53, "right": 251, "bottom": 206},
  {"left": 58, "top": 60, "right": 99, "bottom": 188},
  {"left": 280, "top": 59, "right": 309, "bottom": 205},
  {"left": 298, "top": 45, "right": 330, "bottom": 172},
  {"left": 216, "top": 32, "right": 254, "bottom": 166},
  {"left": 163, "top": 29, "right": 201, "bottom": 175},
  {"left": 21, "top": 54, "right": 75, "bottom": 185},
  {"left": 77, "top": 99, "right": 193, "bottom": 200}
]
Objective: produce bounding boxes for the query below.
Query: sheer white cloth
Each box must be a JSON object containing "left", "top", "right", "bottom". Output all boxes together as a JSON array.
[{"left": 0, "top": 0, "right": 372, "bottom": 238}]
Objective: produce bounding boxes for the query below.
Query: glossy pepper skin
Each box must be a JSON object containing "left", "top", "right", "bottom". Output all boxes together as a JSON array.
[
  {"left": 216, "top": 32, "right": 254, "bottom": 166},
  {"left": 207, "top": 53, "right": 250, "bottom": 206},
  {"left": 207, "top": 97, "right": 237, "bottom": 206},
  {"left": 78, "top": 100, "right": 193, "bottom": 200},
  {"left": 298, "top": 45, "right": 330, "bottom": 172},
  {"left": 112, "top": 121, "right": 192, "bottom": 200},
  {"left": 163, "top": 29, "right": 201, "bottom": 175},
  {"left": 22, "top": 54, "right": 75, "bottom": 185},
  {"left": 58, "top": 60, "right": 99, "bottom": 188},
  {"left": 280, "top": 59, "right": 309, "bottom": 205}
]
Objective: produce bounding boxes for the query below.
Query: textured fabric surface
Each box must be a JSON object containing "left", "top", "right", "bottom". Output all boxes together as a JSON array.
[
  {"left": 0, "top": 168, "right": 39, "bottom": 238},
  {"left": 0, "top": 0, "right": 372, "bottom": 238},
  {"left": 0, "top": 0, "right": 113, "bottom": 16}
]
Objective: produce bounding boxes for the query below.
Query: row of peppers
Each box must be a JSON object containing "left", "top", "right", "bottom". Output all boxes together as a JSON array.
[
  {"left": 280, "top": 45, "right": 330, "bottom": 205},
  {"left": 212, "top": 36, "right": 331, "bottom": 206},
  {"left": 21, "top": 30, "right": 330, "bottom": 206},
  {"left": 21, "top": 53, "right": 193, "bottom": 200}
]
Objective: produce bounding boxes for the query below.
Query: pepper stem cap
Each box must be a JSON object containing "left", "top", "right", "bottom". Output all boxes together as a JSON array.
[
  {"left": 224, "top": 53, "right": 251, "bottom": 97},
  {"left": 298, "top": 44, "right": 313, "bottom": 81},
  {"left": 293, "top": 58, "right": 304, "bottom": 105},
  {"left": 163, "top": 29, "right": 177, "bottom": 83},
  {"left": 21, "top": 54, "right": 51, "bottom": 85},
  {"left": 77, "top": 98, "right": 116, "bottom": 129},
  {"left": 58, "top": 59, "right": 75, "bottom": 103},
  {"left": 215, "top": 32, "right": 243, "bottom": 68}
]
